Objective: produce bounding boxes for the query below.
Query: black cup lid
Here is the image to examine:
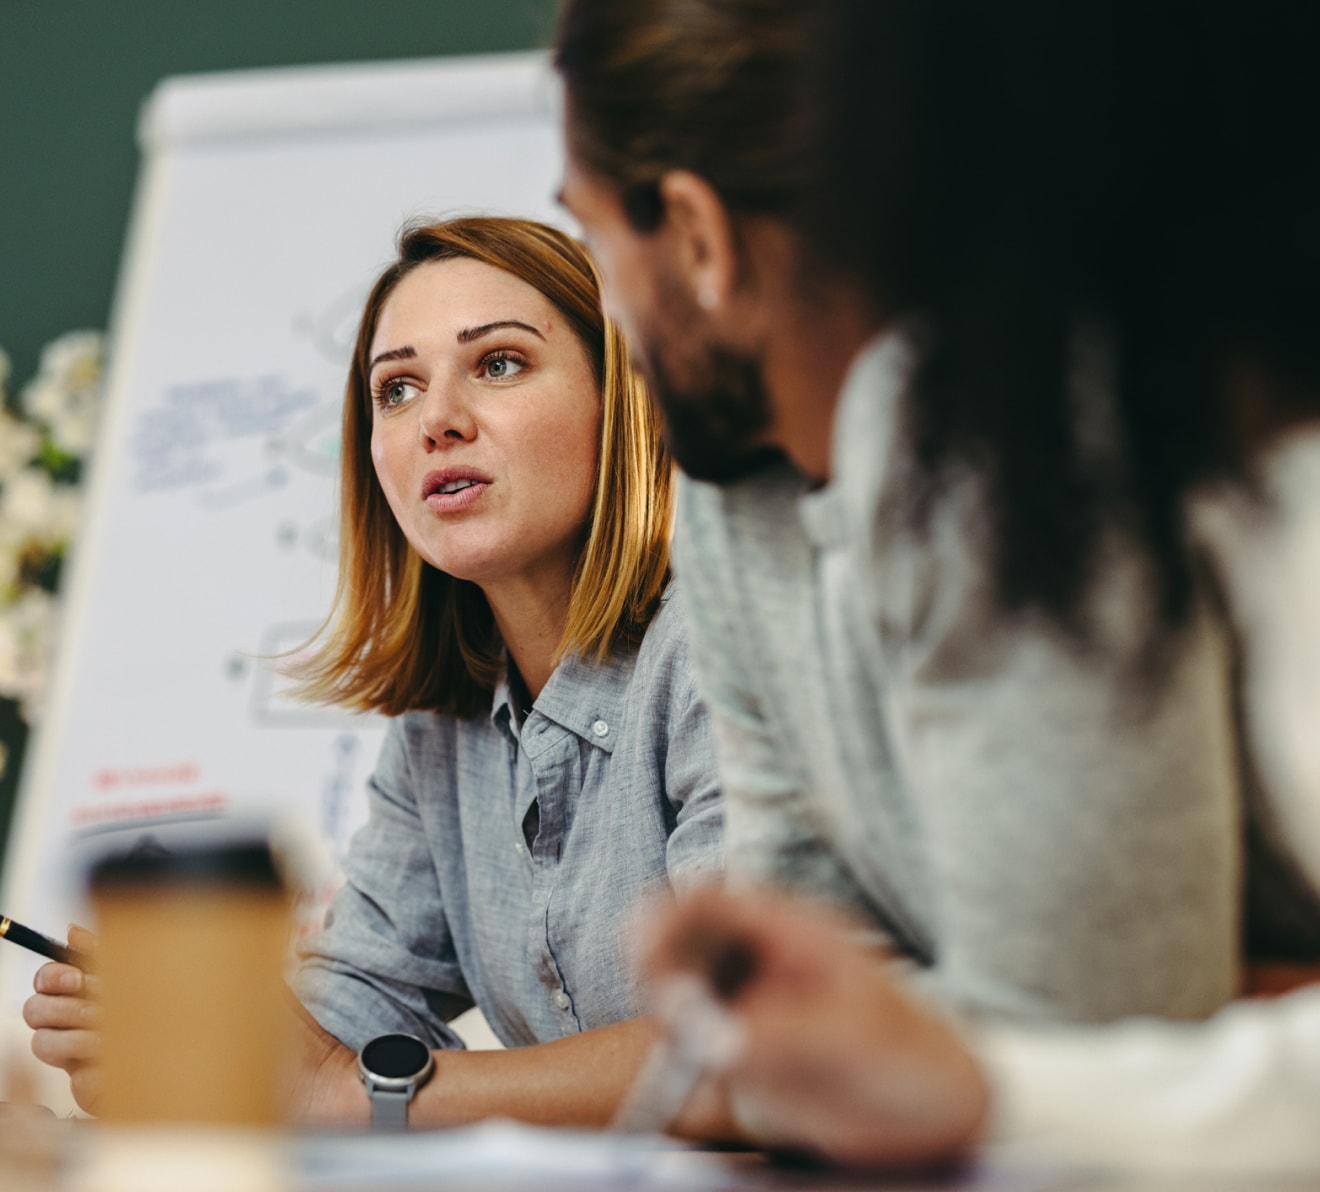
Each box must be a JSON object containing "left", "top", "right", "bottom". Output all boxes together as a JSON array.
[{"left": 88, "top": 837, "right": 285, "bottom": 891}]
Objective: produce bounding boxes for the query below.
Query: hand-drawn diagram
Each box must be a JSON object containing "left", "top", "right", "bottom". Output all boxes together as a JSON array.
[{"left": 131, "top": 374, "right": 320, "bottom": 496}]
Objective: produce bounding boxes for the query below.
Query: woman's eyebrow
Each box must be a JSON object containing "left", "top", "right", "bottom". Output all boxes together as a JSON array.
[
  {"left": 368, "top": 346, "right": 416, "bottom": 373},
  {"left": 457, "top": 320, "right": 546, "bottom": 344}
]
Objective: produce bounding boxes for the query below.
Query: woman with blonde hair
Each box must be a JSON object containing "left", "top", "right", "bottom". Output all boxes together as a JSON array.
[{"left": 26, "top": 216, "right": 723, "bottom": 1130}]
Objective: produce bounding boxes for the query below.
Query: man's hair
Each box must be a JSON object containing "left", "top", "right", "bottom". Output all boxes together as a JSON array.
[
  {"left": 297, "top": 216, "right": 673, "bottom": 719},
  {"left": 554, "top": 0, "right": 812, "bottom": 230},
  {"left": 811, "top": 0, "right": 1320, "bottom": 640}
]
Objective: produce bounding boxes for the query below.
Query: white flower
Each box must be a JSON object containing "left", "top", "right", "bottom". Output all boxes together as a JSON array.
[
  {"left": 35, "top": 330, "right": 105, "bottom": 394},
  {"left": 54, "top": 403, "right": 99, "bottom": 455},
  {"left": 23, "top": 375, "right": 70, "bottom": 427},
  {"left": 1, "top": 467, "right": 59, "bottom": 537},
  {"left": 0, "top": 330, "right": 104, "bottom": 728},
  {"left": 41, "top": 387, "right": 100, "bottom": 455},
  {"left": 0, "top": 536, "right": 21, "bottom": 596},
  {"left": 0, "top": 407, "right": 41, "bottom": 479},
  {"left": 21, "top": 330, "right": 105, "bottom": 456},
  {"left": 0, "top": 509, "right": 41, "bottom": 588},
  {"left": 0, "top": 587, "right": 59, "bottom": 715},
  {"left": 23, "top": 374, "right": 102, "bottom": 454},
  {"left": 46, "top": 484, "right": 82, "bottom": 543}
]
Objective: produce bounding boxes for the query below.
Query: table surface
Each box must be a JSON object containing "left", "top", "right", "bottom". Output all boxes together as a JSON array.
[{"left": 4, "top": 1120, "right": 1312, "bottom": 1192}]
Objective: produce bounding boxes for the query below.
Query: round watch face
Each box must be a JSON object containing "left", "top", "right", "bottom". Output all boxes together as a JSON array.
[{"left": 361, "top": 1033, "right": 431, "bottom": 1080}]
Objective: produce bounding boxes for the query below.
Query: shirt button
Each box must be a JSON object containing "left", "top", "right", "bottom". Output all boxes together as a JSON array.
[
  {"left": 591, "top": 719, "right": 609, "bottom": 738},
  {"left": 554, "top": 991, "right": 570, "bottom": 1010},
  {"left": 514, "top": 842, "right": 525, "bottom": 856}
]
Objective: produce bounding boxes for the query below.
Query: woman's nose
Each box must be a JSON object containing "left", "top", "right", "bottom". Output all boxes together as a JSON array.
[{"left": 418, "top": 378, "right": 476, "bottom": 446}]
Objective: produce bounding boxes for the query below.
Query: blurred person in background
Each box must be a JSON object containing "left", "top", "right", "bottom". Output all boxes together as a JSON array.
[
  {"left": 24, "top": 216, "right": 728, "bottom": 1131},
  {"left": 553, "top": 0, "right": 1320, "bottom": 1083},
  {"left": 636, "top": 0, "right": 1320, "bottom": 1171}
]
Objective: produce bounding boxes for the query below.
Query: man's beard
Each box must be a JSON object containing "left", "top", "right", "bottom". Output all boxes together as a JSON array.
[{"left": 634, "top": 282, "right": 783, "bottom": 485}]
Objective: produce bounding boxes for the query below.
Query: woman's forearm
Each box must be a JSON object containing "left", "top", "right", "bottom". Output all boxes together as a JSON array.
[
  {"left": 290, "top": 1011, "right": 739, "bottom": 1138},
  {"left": 414, "top": 1018, "right": 659, "bottom": 1128}
]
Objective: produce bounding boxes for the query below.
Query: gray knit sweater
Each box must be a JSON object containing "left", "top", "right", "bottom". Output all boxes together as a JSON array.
[{"left": 672, "top": 333, "right": 1301, "bottom": 1025}]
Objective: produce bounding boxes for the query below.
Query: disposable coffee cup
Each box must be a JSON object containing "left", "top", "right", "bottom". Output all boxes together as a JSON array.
[{"left": 89, "top": 836, "right": 293, "bottom": 1126}]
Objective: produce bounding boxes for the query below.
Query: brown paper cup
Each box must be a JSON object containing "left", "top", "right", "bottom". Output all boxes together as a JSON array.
[{"left": 90, "top": 839, "right": 293, "bottom": 1127}]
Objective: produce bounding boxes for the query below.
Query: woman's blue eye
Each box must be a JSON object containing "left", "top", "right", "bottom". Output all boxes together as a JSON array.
[
  {"left": 375, "top": 379, "right": 420, "bottom": 407},
  {"left": 483, "top": 353, "right": 525, "bottom": 379}
]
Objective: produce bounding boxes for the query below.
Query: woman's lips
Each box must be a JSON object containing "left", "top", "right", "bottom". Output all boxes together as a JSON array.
[
  {"left": 424, "top": 479, "right": 490, "bottom": 513},
  {"left": 421, "top": 469, "right": 492, "bottom": 513}
]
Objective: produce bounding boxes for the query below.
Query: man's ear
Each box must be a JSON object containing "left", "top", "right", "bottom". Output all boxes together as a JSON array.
[{"left": 657, "top": 170, "right": 739, "bottom": 314}]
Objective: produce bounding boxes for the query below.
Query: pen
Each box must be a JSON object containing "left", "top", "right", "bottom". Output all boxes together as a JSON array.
[
  {"left": 611, "top": 933, "right": 759, "bottom": 1135},
  {"left": 0, "top": 914, "right": 89, "bottom": 970}
]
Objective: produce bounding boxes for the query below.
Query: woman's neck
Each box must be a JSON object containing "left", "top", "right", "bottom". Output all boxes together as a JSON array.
[{"left": 484, "top": 575, "right": 572, "bottom": 702}]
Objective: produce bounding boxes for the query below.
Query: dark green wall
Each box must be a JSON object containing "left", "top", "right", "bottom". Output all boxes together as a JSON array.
[
  {"left": 0, "top": 0, "right": 560, "bottom": 386},
  {"left": 0, "top": 0, "right": 560, "bottom": 862}
]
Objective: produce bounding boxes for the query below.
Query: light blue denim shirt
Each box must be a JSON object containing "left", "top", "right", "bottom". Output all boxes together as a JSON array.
[{"left": 295, "top": 587, "right": 722, "bottom": 1052}]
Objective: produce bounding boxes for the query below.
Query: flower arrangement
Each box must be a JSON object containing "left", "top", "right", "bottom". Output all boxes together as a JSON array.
[{"left": 0, "top": 331, "right": 106, "bottom": 736}]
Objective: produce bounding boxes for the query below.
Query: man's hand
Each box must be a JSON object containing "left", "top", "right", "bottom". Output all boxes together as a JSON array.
[
  {"left": 1244, "top": 959, "right": 1320, "bottom": 998},
  {"left": 640, "top": 886, "right": 990, "bottom": 1169}
]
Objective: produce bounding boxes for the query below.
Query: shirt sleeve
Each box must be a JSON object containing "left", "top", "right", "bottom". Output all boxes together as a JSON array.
[
  {"left": 293, "top": 714, "right": 473, "bottom": 1053},
  {"left": 671, "top": 479, "right": 891, "bottom": 928},
  {"left": 653, "top": 591, "right": 725, "bottom": 891},
  {"left": 978, "top": 986, "right": 1320, "bottom": 1174}
]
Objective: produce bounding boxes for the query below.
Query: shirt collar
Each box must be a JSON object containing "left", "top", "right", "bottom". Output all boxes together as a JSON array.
[
  {"left": 796, "top": 329, "right": 911, "bottom": 550},
  {"left": 486, "top": 635, "right": 640, "bottom": 754},
  {"left": 489, "top": 671, "right": 517, "bottom": 740}
]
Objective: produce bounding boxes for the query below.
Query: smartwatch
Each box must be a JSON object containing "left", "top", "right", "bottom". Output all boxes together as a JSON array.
[{"left": 357, "top": 1033, "right": 435, "bottom": 1131}]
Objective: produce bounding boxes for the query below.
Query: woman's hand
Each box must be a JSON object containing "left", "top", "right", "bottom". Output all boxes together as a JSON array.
[
  {"left": 22, "top": 926, "right": 371, "bottom": 1124},
  {"left": 641, "top": 886, "right": 990, "bottom": 1170},
  {"left": 22, "top": 924, "right": 103, "bottom": 1115}
]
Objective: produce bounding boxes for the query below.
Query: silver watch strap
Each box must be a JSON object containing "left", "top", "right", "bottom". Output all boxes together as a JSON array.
[{"left": 369, "top": 1084, "right": 412, "bottom": 1131}]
